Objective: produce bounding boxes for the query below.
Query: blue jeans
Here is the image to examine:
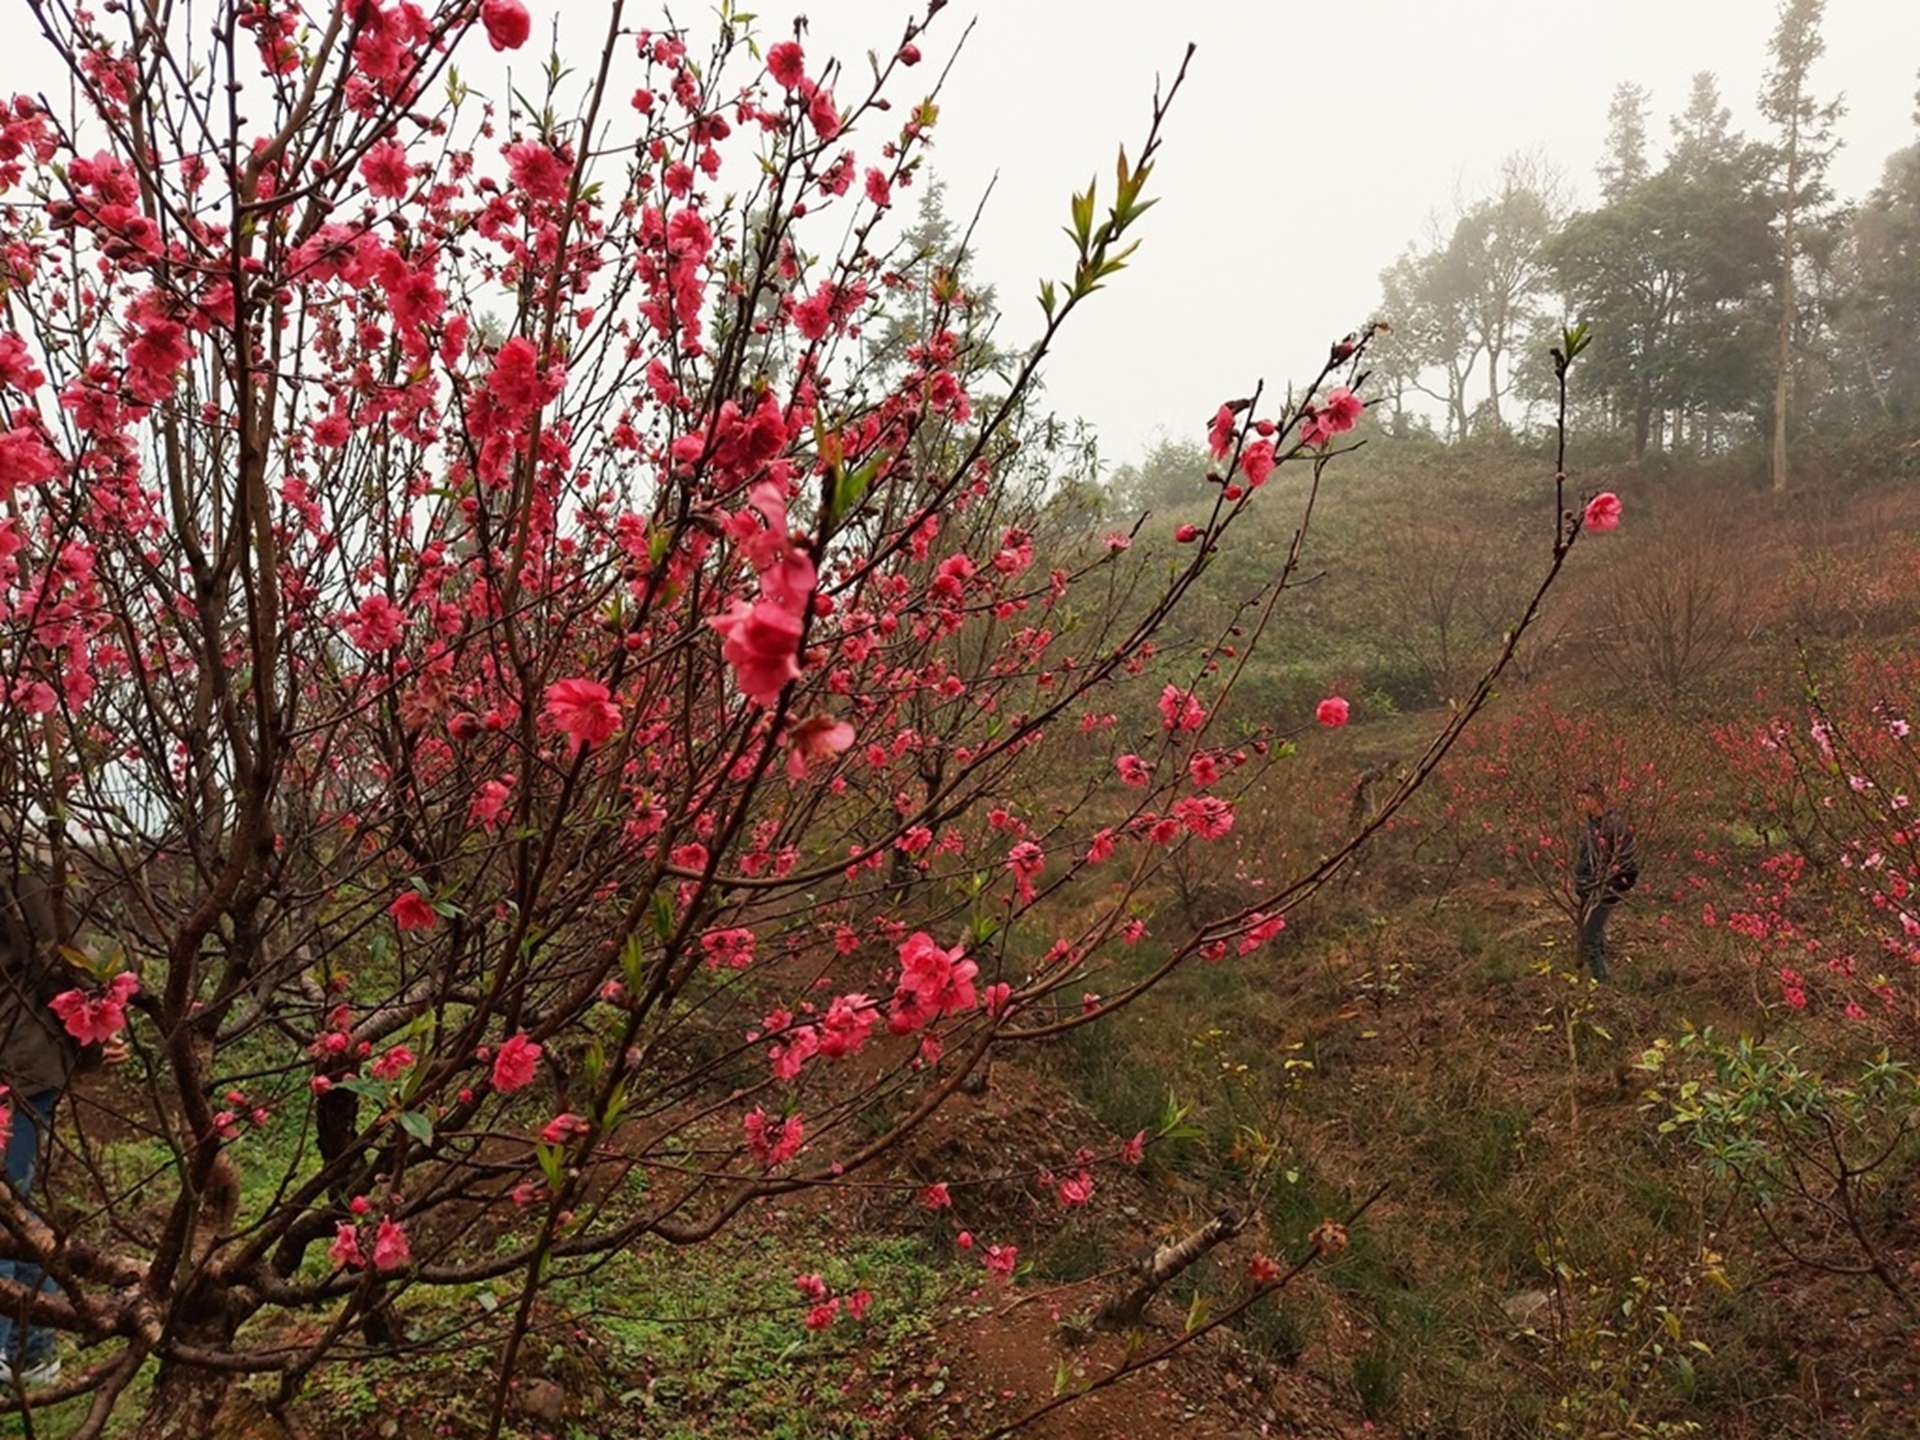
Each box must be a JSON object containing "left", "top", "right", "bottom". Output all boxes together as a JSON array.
[
  {"left": 1581, "top": 898, "right": 1617, "bottom": 982},
  {"left": 0, "top": 1089, "right": 59, "bottom": 1367}
]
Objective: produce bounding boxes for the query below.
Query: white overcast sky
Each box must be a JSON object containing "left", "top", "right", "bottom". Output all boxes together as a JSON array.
[{"left": 2, "top": 2, "right": 1915, "bottom": 460}]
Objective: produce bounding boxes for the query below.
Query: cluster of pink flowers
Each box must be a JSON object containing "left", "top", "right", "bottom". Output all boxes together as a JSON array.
[
  {"left": 329, "top": 1210, "right": 411, "bottom": 1274},
  {"left": 1300, "top": 387, "right": 1365, "bottom": 448},
  {"left": 794, "top": 1271, "right": 871, "bottom": 1332},
  {"left": 49, "top": 971, "right": 138, "bottom": 1045},
  {"left": 743, "top": 1106, "right": 805, "bottom": 1168},
  {"left": 888, "top": 932, "right": 978, "bottom": 1032},
  {"left": 709, "top": 481, "right": 816, "bottom": 707}
]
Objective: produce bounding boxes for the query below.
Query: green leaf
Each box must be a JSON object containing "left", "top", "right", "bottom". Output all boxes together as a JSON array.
[
  {"left": 398, "top": 1110, "right": 433, "bottom": 1146},
  {"left": 620, "top": 932, "right": 648, "bottom": 992},
  {"left": 830, "top": 453, "right": 882, "bottom": 527},
  {"left": 1184, "top": 1293, "right": 1210, "bottom": 1332}
]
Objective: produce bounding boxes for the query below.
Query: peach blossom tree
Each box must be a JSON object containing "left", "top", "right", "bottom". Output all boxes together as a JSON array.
[{"left": 0, "top": 2, "right": 1593, "bottom": 1433}]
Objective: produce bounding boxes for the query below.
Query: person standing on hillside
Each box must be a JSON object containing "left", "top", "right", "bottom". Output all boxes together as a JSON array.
[
  {"left": 0, "top": 863, "right": 128, "bottom": 1387},
  {"left": 1574, "top": 780, "right": 1639, "bottom": 982}
]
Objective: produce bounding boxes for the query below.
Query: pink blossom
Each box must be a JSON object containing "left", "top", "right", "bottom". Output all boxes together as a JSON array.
[
  {"left": 1172, "top": 795, "right": 1235, "bottom": 839},
  {"left": 344, "top": 594, "right": 405, "bottom": 653},
  {"left": 388, "top": 891, "right": 437, "bottom": 933},
  {"left": 1240, "top": 439, "right": 1275, "bottom": 487},
  {"left": 710, "top": 599, "right": 804, "bottom": 706},
  {"left": 889, "top": 931, "right": 978, "bottom": 1031},
  {"left": 1158, "top": 684, "right": 1206, "bottom": 733},
  {"left": 807, "top": 88, "right": 840, "bottom": 140},
  {"left": 766, "top": 41, "right": 806, "bottom": 90},
  {"left": 920, "top": 1182, "right": 952, "bottom": 1209},
  {"left": 1583, "top": 491, "right": 1622, "bottom": 532},
  {"left": 329, "top": 1222, "right": 363, "bottom": 1270},
  {"left": 47, "top": 972, "right": 140, "bottom": 1047},
  {"left": 370, "top": 1044, "right": 415, "bottom": 1081},
  {"left": 544, "top": 677, "right": 621, "bottom": 752},
  {"left": 1316, "top": 696, "right": 1350, "bottom": 728},
  {"left": 1005, "top": 842, "right": 1045, "bottom": 905},
  {"left": 492, "top": 1032, "right": 542, "bottom": 1093},
  {"left": 540, "top": 1112, "right": 588, "bottom": 1145},
  {"left": 480, "top": 0, "right": 530, "bottom": 51},
  {"left": 371, "top": 1217, "right": 410, "bottom": 1271},
  {"left": 359, "top": 140, "right": 411, "bottom": 200},
  {"left": 1116, "top": 754, "right": 1152, "bottom": 787},
  {"left": 1207, "top": 404, "right": 1236, "bottom": 460},
  {"left": 743, "top": 1106, "right": 805, "bottom": 1167},
  {"left": 1322, "top": 387, "right": 1364, "bottom": 432},
  {"left": 786, "top": 714, "right": 854, "bottom": 779},
  {"left": 505, "top": 141, "right": 572, "bottom": 205},
  {"left": 982, "top": 1243, "right": 1018, "bottom": 1280},
  {"left": 0, "top": 425, "right": 60, "bottom": 499}
]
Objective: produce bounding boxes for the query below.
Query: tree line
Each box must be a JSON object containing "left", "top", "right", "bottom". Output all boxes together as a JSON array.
[{"left": 1372, "top": 0, "right": 1920, "bottom": 488}]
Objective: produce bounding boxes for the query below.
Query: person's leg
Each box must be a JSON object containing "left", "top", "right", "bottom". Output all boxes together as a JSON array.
[
  {"left": 0, "top": 1091, "right": 60, "bottom": 1370},
  {"left": 1581, "top": 902, "right": 1611, "bottom": 981}
]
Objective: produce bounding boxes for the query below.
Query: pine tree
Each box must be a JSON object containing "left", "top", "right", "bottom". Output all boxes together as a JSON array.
[
  {"left": 1599, "top": 82, "right": 1652, "bottom": 202},
  {"left": 1760, "top": 0, "right": 1845, "bottom": 492},
  {"left": 1671, "top": 72, "right": 1736, "bottom": 176}
]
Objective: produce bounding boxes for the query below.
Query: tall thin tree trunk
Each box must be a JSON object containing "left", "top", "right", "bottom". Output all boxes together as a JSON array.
[{"left": 1773, "top": 120, "right": 1800, "bottom": 494}]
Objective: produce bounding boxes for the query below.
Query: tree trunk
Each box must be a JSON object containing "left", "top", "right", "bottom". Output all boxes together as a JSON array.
[
  {"left": 142, "top": 1357, "right": 236, "bottom": 1440},
  {"left": 1773, "top": 124, "right": 1799, "bottom": 494},
  {"left": 1485, "top": 347, "right": 1502, "bottom": 433}
]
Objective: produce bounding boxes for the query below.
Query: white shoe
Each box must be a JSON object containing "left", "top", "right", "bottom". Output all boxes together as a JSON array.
[{"left": 0, "top": 1354, "right": 60, "bottom": 1387}]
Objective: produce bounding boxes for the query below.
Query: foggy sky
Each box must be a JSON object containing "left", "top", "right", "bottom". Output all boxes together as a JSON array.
[
  {"left": 795, "top": 0, "right": 1918, "bottom": 459},
  {"left": 3, "top": 2, "right": 1914, "bottom": 460}
]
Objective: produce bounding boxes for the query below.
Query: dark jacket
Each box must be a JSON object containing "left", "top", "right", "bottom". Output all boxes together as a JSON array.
[
  {"left": 0, "top": 868, "right": 85, "bottom": 1095},
  {"left": 1575, "top": 809, "right": 1639, "bottom": 905}
]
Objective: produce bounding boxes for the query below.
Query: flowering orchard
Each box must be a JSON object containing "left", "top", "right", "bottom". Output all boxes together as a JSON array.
[
  {"left": 0, "top": 3, "right": 1603, "bottom": 1433},
  {"left": 1423, "top": 701, "right": 1673, "bottom": 937},
  {"left": 1705, "top": 654, "right": 1920, "bottom": 1036}
]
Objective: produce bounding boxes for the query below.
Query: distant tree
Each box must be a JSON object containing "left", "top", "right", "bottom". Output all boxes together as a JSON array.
[
  {"left": 1549, "top": 75, "right": 1774, "bottom": 462},
  {"left": 1377, "top": 239, "right": 1480, "bottom": 439},
  {"left": 1835, "top": 104, "right": 1920, "bottom": 426},
  {"left": 869, "top": 173, "right": 1004, "bottom": 377},
  {"left": 1760, "top": 0, "right": 1846, "bottom": 492},
  {"left": 1548, "top": 164, "right": 1772, "bottom": 461},
  {"left": 1107, "top": 436, "right": 1212, "bottom": 516},
  {"left": 1373, "top": 156, "right": 1559, "bottom": 437},
  {"left": 1671, "top": 72, "right": 1738, "bottom": 176},
  {"left": 1599, "top": 82, "right": 1653, "bottom": 201},
  {"left": 1452, "top": 155, "right": 1563, "bottom": 432}
]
